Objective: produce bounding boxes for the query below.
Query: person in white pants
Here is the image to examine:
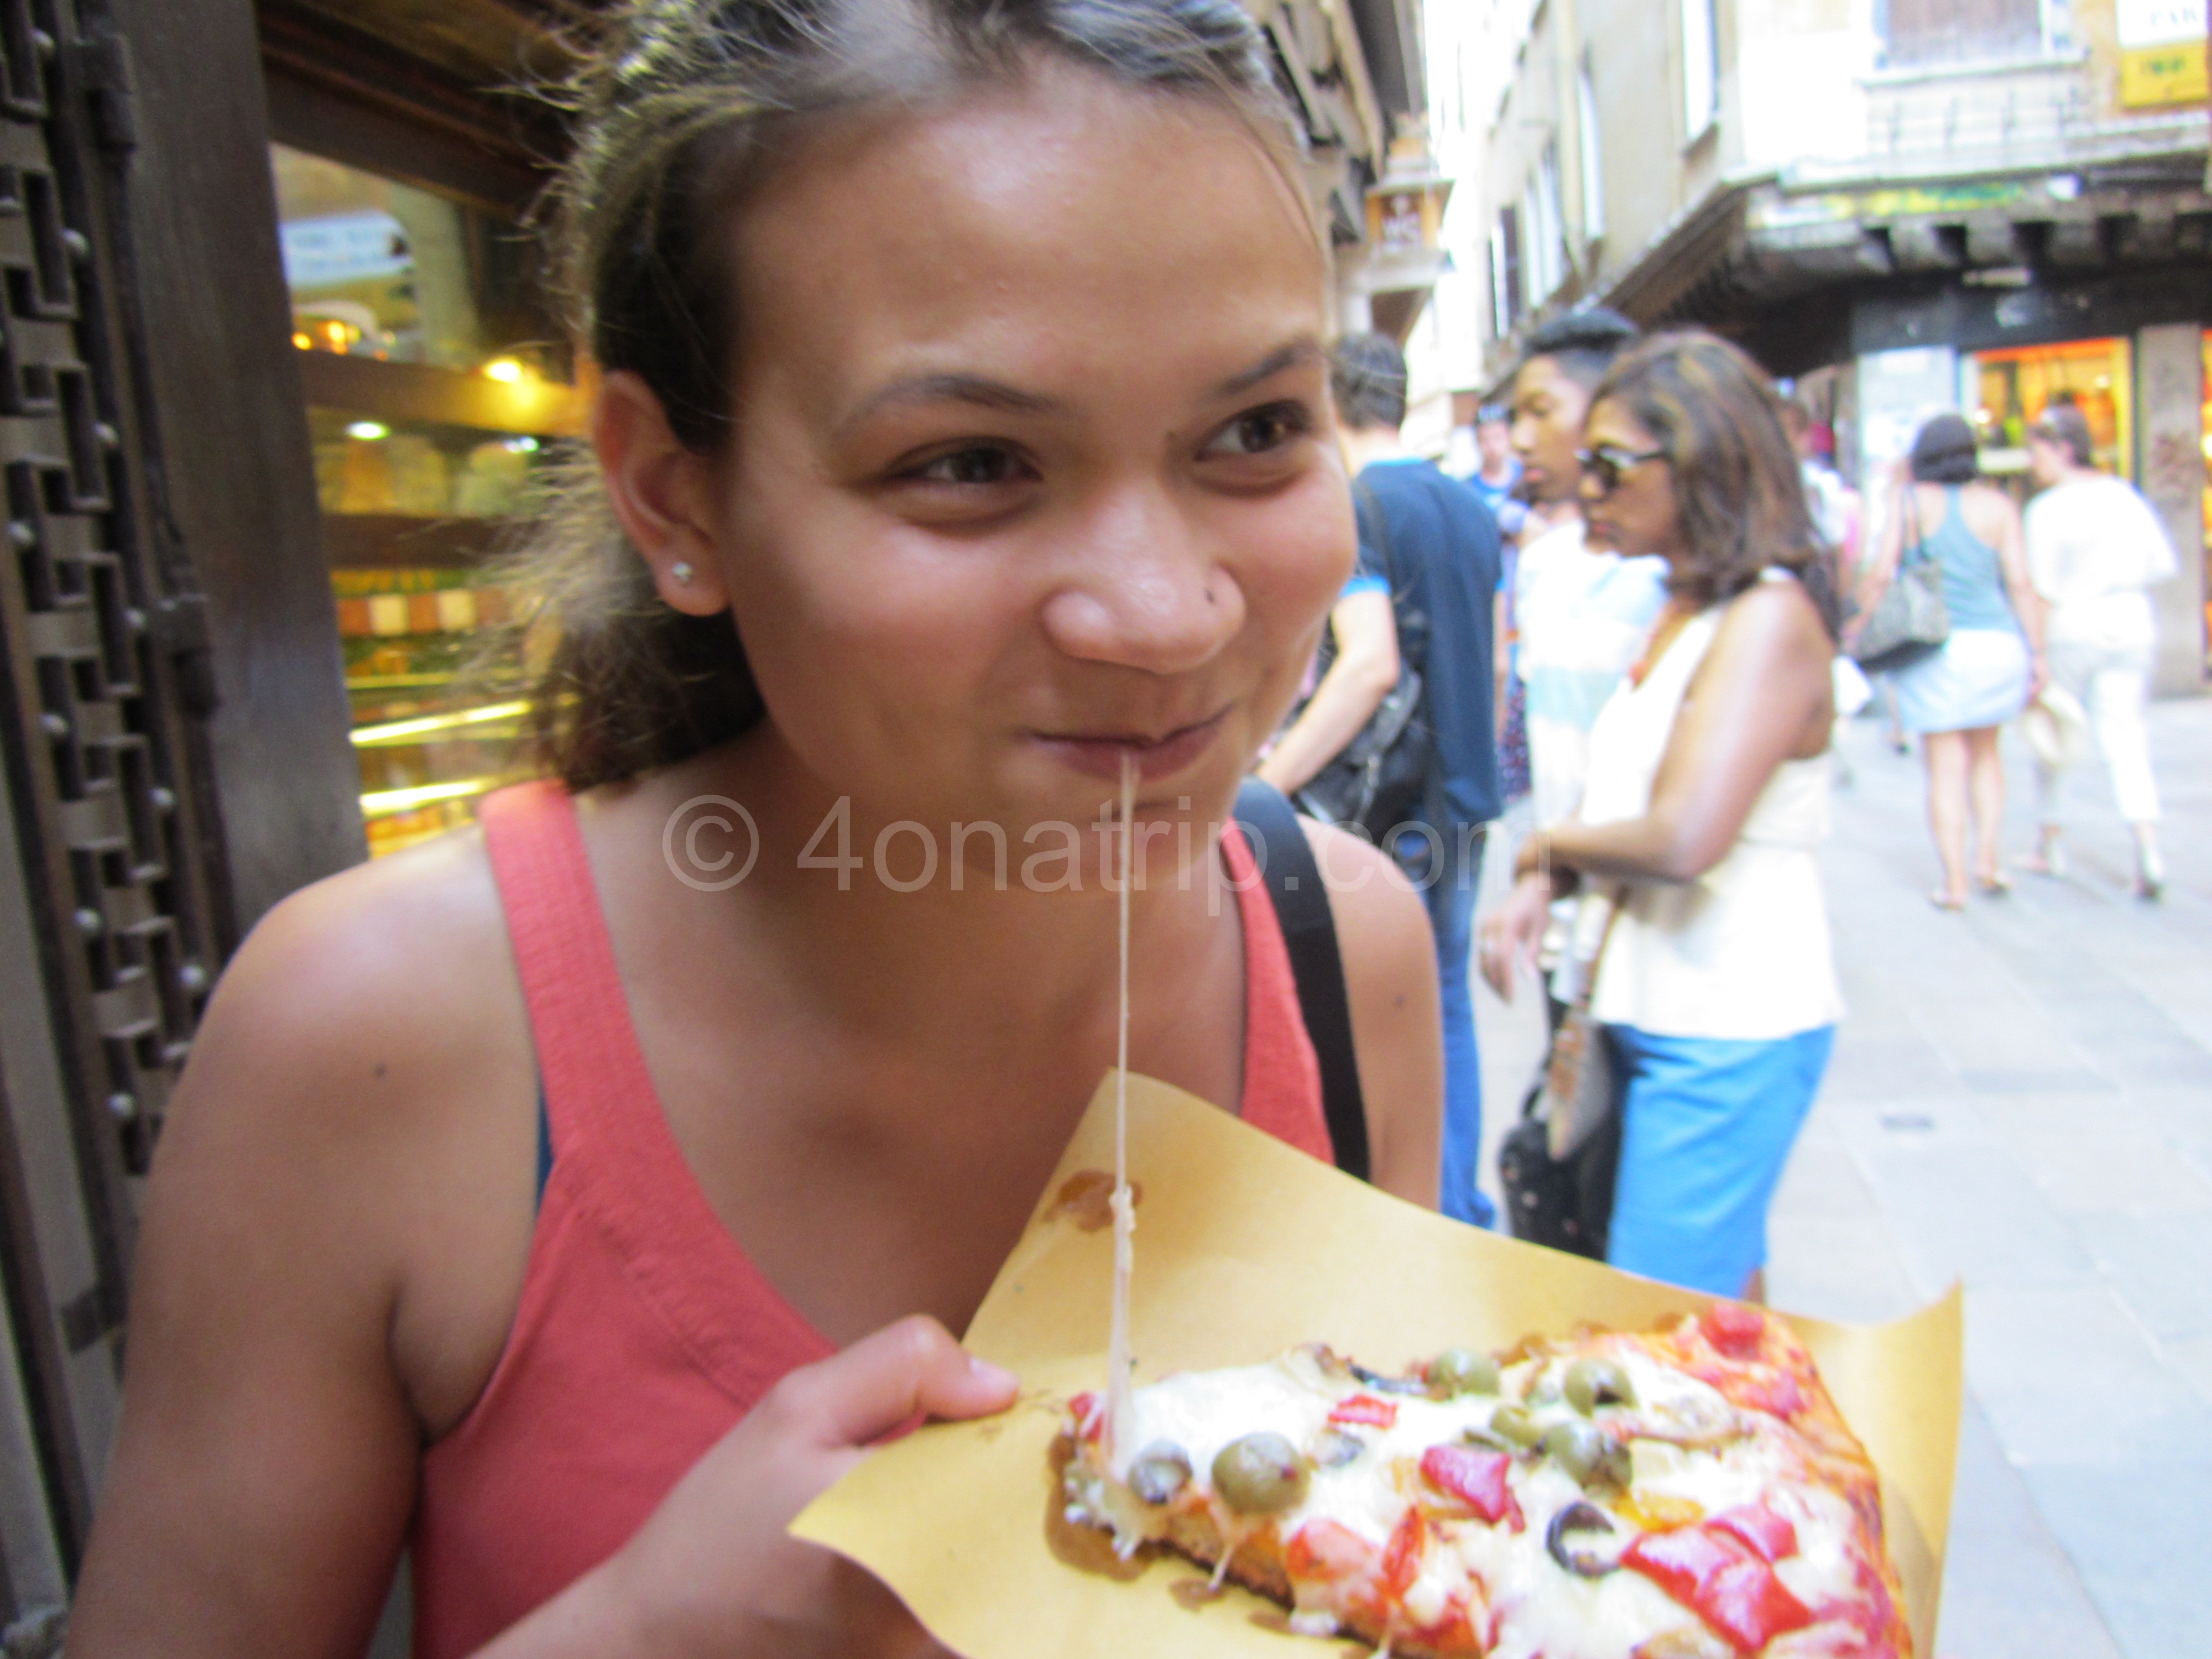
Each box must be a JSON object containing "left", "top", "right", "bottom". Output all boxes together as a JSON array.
[{"left": 2020, "top": 403, "right": 2177, "bottom": 899}]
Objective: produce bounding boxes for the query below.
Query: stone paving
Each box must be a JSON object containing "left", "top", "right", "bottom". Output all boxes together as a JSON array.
[{"left": 1473, "top": 696, "right": 2212, "bottom": 1659}]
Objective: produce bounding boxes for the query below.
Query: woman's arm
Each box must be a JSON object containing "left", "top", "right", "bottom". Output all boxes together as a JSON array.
[
  {"left": 1987, "top": 491, "right": 2047, "bottom": 690},
  {"left": 66, "top": 847, "right": 533, "bottom": 1658},
  {"left": 1536, "top": 579, "right": 1833, "bottom": 886},
  {"left": 1255, "top": 591, "right": 1398, "bottom": 795},
  {"left": 1302, "top": 822, "right": 1442, "bottom": 1209},
  {"left": 1849, "top": 469, "right": 1909, "bottom": 627},
  {"left": 70, "top": 842, "right": 1016, "bottom": 1659}
]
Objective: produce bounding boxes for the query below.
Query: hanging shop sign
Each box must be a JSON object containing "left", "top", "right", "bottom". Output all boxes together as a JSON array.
[{"left": 2116, "top": 0, "right": 2209, "bottom": 108}]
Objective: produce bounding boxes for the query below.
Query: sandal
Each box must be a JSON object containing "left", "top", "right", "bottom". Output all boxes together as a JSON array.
[
  {"left": 1929, "top": 890, "right": 1966, "bottom": 913},
  {"left": 1976, "top": 872, "right": 2012, "bottom": 896}
]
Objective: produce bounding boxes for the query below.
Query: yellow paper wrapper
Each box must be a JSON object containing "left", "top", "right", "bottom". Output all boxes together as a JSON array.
[{"left": 795, "top": 1072, "right": 1963, "bottom": 1656}]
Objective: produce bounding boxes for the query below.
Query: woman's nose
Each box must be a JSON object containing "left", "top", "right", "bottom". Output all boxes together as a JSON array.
[{"left": 1039, "top": 487, "right": 1245, "bottom": 675}]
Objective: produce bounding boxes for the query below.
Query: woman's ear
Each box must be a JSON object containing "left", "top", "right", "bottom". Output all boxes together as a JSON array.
[{"left": 593, "top": 371, "right": 731, "bottom": 617}]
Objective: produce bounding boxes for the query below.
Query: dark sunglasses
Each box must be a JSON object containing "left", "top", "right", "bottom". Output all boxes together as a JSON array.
[{"left": 1577, "top": 443, "right": 1667, "bottom": 496}]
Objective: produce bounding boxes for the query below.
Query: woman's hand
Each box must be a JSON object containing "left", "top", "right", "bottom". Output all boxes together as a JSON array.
[
  {"left": 1478, "top": 874, "right": 1552, "bottom": 1001},
  {"left": 489, "top": 1317, "right": 1019, "bottom": 1659}
]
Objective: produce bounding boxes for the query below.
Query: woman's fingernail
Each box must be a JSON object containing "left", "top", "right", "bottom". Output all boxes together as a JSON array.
[{"left": 967, "top": 1353, "right": 1018, "bottom": 1390}]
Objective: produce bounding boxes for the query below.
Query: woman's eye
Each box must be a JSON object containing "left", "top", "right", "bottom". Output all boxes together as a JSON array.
[
  {"left": 910, "top": 445, "right": 1027, "bottom": 486},
  {"left": 1204, "top": 402, "right": 1310, "bottom": 458}
]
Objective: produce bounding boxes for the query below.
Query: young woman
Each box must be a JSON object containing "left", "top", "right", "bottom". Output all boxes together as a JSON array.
[
  {"left": 67, "top": 5, "right": 1444, "bottom": 1655},
  {"left": 1855, "top": 414, "right": 2045, "bottom": 909},
  {"left": 2021, "top": 401, "right": 2176, "bottom": 898},
  {"left": 1479, "top": 332, "right": 1841, "bottom": 1302}
]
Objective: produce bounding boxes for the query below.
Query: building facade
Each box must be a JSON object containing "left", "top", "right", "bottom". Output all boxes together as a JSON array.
[{"left": 1451, "top": 0, "right": 2211, "bottom": 691}]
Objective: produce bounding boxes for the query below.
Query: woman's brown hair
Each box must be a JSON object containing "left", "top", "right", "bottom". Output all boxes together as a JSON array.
[
  {"left": 1588, "top": 330, "right": 1839, "bottom": 637},
  {"left": 502, "top": 0, "right": 1307, "bottom": 791}
]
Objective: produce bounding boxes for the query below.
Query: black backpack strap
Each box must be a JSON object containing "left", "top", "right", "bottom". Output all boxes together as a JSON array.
[{"left": 1232, "top": 779, "right": 1371, "bottom": 1182}]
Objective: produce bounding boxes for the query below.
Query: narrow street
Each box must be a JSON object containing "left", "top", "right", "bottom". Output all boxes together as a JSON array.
[{"left": 1477, "top": 698, "right": 2212, "bottom": 1659}]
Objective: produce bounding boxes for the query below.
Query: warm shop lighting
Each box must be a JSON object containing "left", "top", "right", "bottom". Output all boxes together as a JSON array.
[
  {"left": 482, "top": 356, "right": 528, "bottom": 383},
  {"left": 351, "top": 700, "right": 530, "bottom": 748},
  {"left": 358, "top": 777, "right": 499, "bottom": 818},
  {"left": 346, "top": 420, "right": 390, "bottom": 441},
  {"left": 293, "top": 331, "right": 313, "bottom": 351}
]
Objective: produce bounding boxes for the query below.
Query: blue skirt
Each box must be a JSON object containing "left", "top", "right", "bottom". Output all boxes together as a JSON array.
[
  {"left": 1890, "top": 627, "right": 2028, "bottom": 735},
  {"left": 1602, "top": 1024, "right": 1835, "bottom": 1296}
]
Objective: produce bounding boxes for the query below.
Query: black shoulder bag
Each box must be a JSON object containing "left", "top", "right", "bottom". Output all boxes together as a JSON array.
[
  {"left": 1293, "top": 482, "right": 1434, "bottom": 841},
  {"left": 1232, "top": 779, "right": 1369, "bottom": 1182}
]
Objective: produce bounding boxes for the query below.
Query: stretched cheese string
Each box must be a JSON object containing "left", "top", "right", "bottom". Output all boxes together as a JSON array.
[{"left": 1104, "top": 753, "right": 1138, "bottom": 1462}]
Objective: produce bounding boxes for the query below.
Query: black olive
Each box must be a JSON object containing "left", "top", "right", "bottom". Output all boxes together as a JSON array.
[
  {"left": 1311, "top": 1427, "right": 1367, "bottom": 1469},
  {"left": 1128, "top": 1441, "right": 1192, "bottom": 1505},
  {"left": 1349, "top": 1361, "right": 1428, "bottom": 1397},
  {"left": 1545, "top": 1500, "right": 1620, "bottom": 1577}
]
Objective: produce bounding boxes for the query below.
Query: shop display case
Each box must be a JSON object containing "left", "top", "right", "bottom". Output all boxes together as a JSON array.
[
  {"left": 1968, "top": 337, "right": 2133, "bottom": 494},
  {"left": 273, "top": 143, "right": 581, "bottom": 855}
]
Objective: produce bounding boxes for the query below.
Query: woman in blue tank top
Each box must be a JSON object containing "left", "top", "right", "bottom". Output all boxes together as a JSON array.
[{"left": 1853, "top": 415, "right": 2046, "bottom": 909}]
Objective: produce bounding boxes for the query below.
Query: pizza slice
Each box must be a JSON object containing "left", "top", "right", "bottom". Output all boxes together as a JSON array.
[{"left": 1059, "top": 1303, "right": 1908, "bottom": 1659}]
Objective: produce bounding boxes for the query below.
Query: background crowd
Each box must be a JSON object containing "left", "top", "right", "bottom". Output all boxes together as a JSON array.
[{"left": 1267, "top": 309, "right": 2181, "bottom": 1303}]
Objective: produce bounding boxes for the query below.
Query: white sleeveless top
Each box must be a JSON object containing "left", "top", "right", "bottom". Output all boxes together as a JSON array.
[{"left": 1572, "top": 577, "right": 1844, "bottom": 1040}]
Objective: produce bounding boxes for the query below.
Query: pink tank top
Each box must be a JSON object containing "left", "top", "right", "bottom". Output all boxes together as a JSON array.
[{"left": 411, "top": 780, "right": 1332, "bottom": 1655}]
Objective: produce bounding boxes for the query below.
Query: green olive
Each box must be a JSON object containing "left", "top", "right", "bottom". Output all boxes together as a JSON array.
[
  {"left": 1488, "top": 1402, "right": 1543, "bottom": 1449},
  {"left": 1563, "top": 1358, "right": 1637, "bottom": 1416},
  {"left": 1541, "top": 1420, "right": 1609, "bottom": 1486},
  {"left": 1211, "top": 1432, "right": 1311, "bottom": 1516},
  {"left": 1128, "top": 1441, "right": 1193, "bottom": 1506},
  {"left": 1428, "top": 1348, "right": 1502, "bottom": 1397}
]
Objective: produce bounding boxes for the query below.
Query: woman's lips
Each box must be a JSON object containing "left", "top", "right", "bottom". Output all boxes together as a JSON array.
[{"left": 1032, "top": 708, "right": 1230, "bottom": 782}]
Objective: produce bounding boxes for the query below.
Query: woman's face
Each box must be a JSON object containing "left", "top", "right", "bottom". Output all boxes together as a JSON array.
[
  {"left": 695, "top": 66, "right": 1345, "bottom": 841},
  {"left": 1577, "top": 398, "right": 1683, "bottom": 562}
]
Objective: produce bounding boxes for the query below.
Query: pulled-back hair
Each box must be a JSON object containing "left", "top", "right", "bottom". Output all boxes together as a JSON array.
[
  {"left": 510, "top": 0, "right": 1305, "bottom": 790},
  {"left": 1589, "top": 330, "right": 1838, "bottom": 637}
]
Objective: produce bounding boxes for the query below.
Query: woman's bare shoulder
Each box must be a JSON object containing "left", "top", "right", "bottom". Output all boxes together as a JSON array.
[{"left": 160, "top": 824, "right": 531, "bottom": 1190}]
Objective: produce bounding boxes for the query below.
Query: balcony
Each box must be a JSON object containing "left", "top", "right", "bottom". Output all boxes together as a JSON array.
[{"left": 1855, "top": 48, "right": 2211, "bottom": 179}]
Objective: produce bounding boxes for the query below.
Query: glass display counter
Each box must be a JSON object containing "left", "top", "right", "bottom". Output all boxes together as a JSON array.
[{"left": 272, "top": 143, "right": 581, "bottom": 854}]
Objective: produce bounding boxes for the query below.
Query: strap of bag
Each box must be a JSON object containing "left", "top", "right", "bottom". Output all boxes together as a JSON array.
[
  {"left": 1350, "top": 478, "right": 1421, "bottom": 677},
  {"left": 1232, "top": 779, "right": 1370, "bottom": 1182}
]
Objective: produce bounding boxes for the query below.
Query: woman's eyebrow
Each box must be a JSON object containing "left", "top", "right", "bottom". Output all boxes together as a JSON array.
[
  {"left": 838, "top": 372, "right": 1067, "bottom": 436},
  {"left": 1209, "top": 337, "right": 1325, "bottom": 400}
]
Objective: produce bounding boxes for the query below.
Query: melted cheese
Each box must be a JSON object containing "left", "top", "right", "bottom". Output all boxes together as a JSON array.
[
  {"left": 1103, "top": 759, "right": 1137, "bottom": 1458},
  {"left": 1072, "top": 1345, "right": 1883, "bottom": 1657}
]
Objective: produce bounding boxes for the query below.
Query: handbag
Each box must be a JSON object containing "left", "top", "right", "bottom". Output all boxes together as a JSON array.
[
  {"left": 1294, "top": 482, "right": 1434, "bottom": 840},
  {"left": 1500, "top": 893, "right": 1624, "bottom": 1260},
  {"left": 1851, "top": 493, "right": 1948, "bottom": 674}
]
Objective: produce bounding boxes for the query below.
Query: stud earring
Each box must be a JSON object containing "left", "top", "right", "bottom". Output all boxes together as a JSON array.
[{"left": 670, "top": 560, "right": 695, "bottom": 585}]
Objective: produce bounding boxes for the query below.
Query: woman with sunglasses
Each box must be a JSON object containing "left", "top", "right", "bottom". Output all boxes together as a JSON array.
[{"left": 1479, "top": 331, "right": 1841, "bottom": 1300}]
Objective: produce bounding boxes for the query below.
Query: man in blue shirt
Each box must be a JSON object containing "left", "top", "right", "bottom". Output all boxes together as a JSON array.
[{"left": 1259, "top": 334, "right": 1503, "bottom": 1225}]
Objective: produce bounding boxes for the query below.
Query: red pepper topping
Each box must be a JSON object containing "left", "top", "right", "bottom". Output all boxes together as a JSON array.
[
  {"left": 1286, "top": 1517, "right": 1379, "bottom": 1583},
  {"left": 1701, "top": 1557, "right": 1815, "bottom": 1652},
  {"left": 1381, "top": 1507, "right": 1428, "bottom": 1595},
  {"left": 1329, "top": 1393, "right": 1400, "bottom": 1429},
  {"left": 1418, "top": 1444, "right": 1526, "bottom": 1531},
  {"left": 1624, "top": 1525, "right": 1814, "bottom": 1654},
  {"left": 1733, "top": 1367, "right": 1806, "bottom": 1418},
  {"left": 1708, "top": 1503, "right": 1798, "bottom": 1563},
  {"left": 1699, "top": 1301, "right": 1769, "bottom": 1360},
  {"left": 1068, "top": 1392, "right": 1103, "bottom": 1444}
]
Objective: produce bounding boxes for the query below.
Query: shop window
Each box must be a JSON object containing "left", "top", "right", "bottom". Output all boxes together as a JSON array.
[
  {"left": 1877, "top": 0, "right": 2044, "bottom": 69},
  {"left": 273, "top": 145, "right": 581, "bottom": 855},
  {"left": 1969, "top": 337, "right": 2132, "bottom": 497}
]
